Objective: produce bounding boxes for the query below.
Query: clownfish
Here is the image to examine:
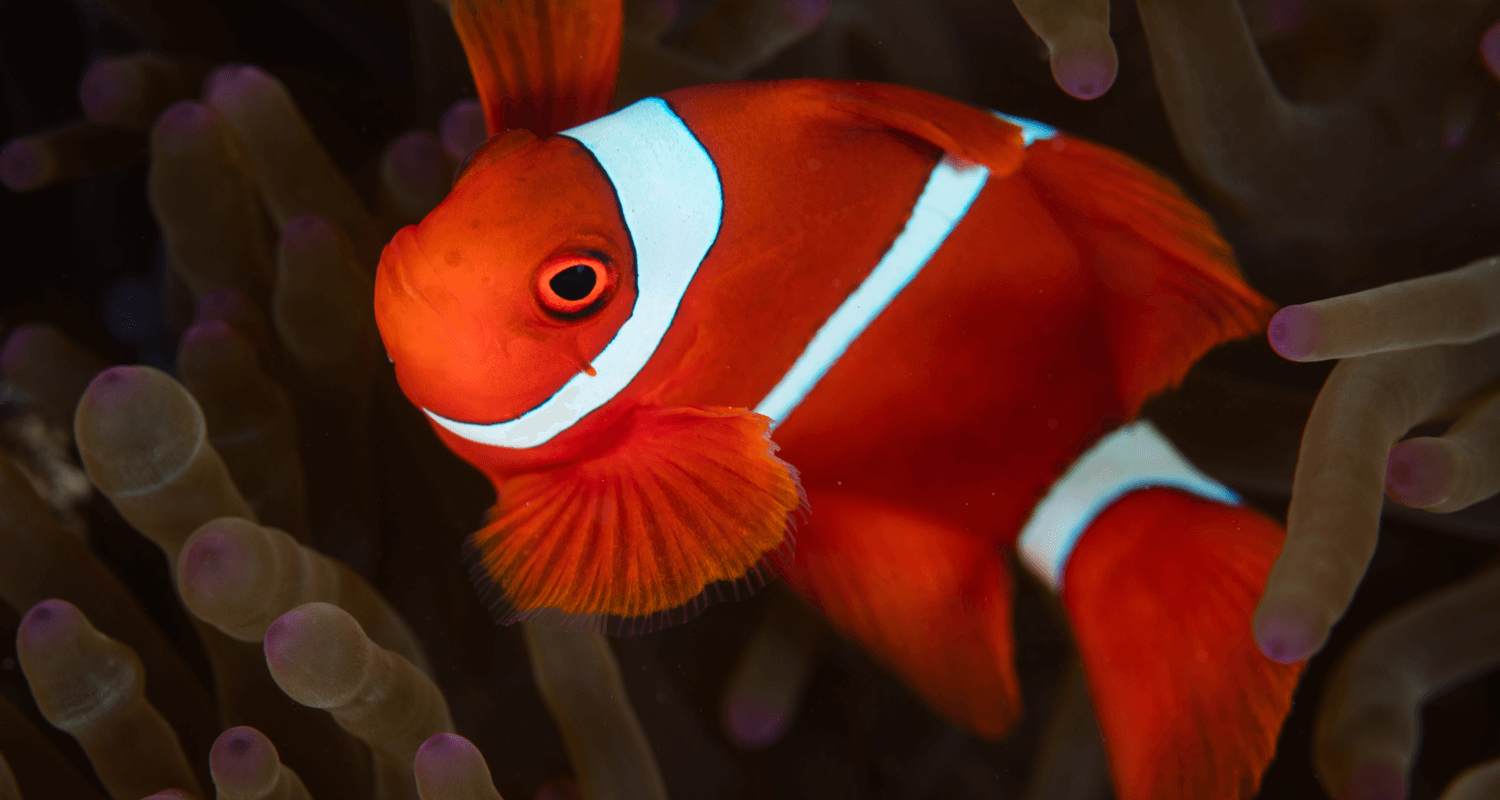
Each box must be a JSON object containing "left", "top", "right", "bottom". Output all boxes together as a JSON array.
[{"left": 375, "top": 4, "right": 1303, "bottom": 800}]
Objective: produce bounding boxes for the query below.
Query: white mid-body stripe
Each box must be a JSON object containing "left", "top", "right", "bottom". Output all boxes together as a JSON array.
[
  {"left": 756, "top": 111, "right": 1055, "bottom": 425},
  {"left": 755, "top": 155, "right": 990, "bottom": 424},
  {"left": 1017, "top": 421, "right": 1240, "bottom": 591},
  {"left": 424, "top": 98, "right": 723, "bottom": 449}
]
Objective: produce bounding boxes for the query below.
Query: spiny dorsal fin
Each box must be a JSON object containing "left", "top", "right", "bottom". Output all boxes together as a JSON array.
[
  {"left": 819, "top": 80, "right": 1028, "bottom": 178},
  {"left": 450, "top": 0, "right": 623, "bottom": 137}
]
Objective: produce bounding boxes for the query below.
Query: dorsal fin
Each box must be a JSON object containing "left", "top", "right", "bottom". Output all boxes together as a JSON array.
[
  {"left": 1021, "top": 134, "right": 1274, "bottom": 413},
  {"left": 813, "top": 79, "right": 1265, "bottom": 409},
  {"left": 449, "top": 0, "right": 623, "bottom": 137},
  {"left": 817, "top": 80, "right": 1028, "bottom": 179}
]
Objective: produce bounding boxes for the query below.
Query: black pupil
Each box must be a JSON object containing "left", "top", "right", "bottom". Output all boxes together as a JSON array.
[{"left": 549, "top": 265, "right": 597, "bottom": 302}]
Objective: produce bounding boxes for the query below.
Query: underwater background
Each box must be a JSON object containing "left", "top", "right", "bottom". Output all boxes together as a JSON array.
[{"left": 1, "top": 0, "right": 1499, "bottom": 797}]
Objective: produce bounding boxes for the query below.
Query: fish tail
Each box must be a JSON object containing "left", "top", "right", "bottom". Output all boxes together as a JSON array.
[
  {"left": 1059, "top": 487, "right": 1303, "bottom": 800},
  {"left": 781, "top": 492, "right": 1022, "bottom": 738}
]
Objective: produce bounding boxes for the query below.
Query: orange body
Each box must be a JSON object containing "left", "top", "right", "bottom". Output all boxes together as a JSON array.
[
  {"left": 382, "top": 81, "right": 1253, "bottom": 539},
  {"left": 375, "top": 79, "right": 1302, "bottom": 800}
]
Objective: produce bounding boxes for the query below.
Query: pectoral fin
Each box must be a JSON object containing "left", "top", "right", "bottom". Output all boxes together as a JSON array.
[{"left": 469, "top": 405, "right": 805, "bottom": 634}]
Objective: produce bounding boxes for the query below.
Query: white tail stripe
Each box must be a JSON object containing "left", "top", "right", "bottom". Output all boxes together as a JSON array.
[
  {"left": 424, "top": 98, "right": 723, "bottom": 449},
  {"left": 755, "top": 155, "right": 990, "bottom": 424},
  {"left": 1017, "top": 421, "right": 1240, "bottom": 592}
]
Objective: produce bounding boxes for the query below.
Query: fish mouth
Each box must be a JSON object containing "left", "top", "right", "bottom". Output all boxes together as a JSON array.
[
  {"left": 379, "top": 224, "right": 605, "bottom": 448},
  {"left": 382, "top": 227, "right": 444, "bottom": 319},
  {"left": 379, "top": 227, "right": 537, "bottom": 427}
]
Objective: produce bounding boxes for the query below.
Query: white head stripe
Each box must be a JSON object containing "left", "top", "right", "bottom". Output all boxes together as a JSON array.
[
  {"left": 1017, "top": 421, "right": 1241, "bottom": 591},
  {"left": 424, "top": 98, "right": 723, "bottom": 448},
  {"left": 755, "top": 155, "right": 990, "bottom": 424},
  {"left": 991, "top": 111, "right": 1058, "bottom": 146}
]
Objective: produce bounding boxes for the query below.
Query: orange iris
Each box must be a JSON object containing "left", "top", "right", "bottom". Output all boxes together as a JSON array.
[{"left": 535, "top": 254, "right": 615, "bottom": 318}]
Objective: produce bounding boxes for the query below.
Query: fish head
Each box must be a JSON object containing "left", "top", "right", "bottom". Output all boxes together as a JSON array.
[{"left": 374, "top": 130, "right": 637, "bottom": 452}]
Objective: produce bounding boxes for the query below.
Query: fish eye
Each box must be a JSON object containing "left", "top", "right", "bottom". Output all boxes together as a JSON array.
[
  {"left": 536, "top": 254, "right": 615, "bottom": 318},
  {"left": 550, "top": 264, "right": 596, "bottom": 300}
]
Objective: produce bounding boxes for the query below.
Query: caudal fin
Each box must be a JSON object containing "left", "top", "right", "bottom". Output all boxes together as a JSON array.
[
  {"left": 450, "top": 0, "right": 622, "bottom": 136},
  {"left": 1061, "top": 488, "right": 1303, "bottom": 800},
  {"left": 781, "top": 492, "right": 1021, "bottom": 738}
]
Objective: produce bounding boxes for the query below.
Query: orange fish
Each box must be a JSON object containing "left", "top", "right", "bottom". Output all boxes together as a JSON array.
[{"left": 376, "top": 4, "right": 1303, "bottom": 799}]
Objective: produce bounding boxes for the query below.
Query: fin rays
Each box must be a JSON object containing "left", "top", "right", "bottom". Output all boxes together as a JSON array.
[
  {"left": 468, "top": 406, "right": 803, "bottom": 634},
  {"left": 782, "top": 493, "right": 1022, "bottom": 738},
  {"left": 450, "top": 0, "right": 623, "bottom": 137},
  {"left": 1062, "top": 489, "right": 1303, "bottom": 800},
  {"left": 1020, "top": 135, "right": 1275, "bottom": 413}
]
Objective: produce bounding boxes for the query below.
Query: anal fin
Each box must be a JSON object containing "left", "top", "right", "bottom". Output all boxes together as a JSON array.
[
  {"left": 1061, "top": 488, "right": 1304, "bottom": 800},
  {"left": 781, "top": 492, "right": 1022, "bottom": 738},
  {"left": 469, "top": 406, "right": 803, "bottom": 634}
]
